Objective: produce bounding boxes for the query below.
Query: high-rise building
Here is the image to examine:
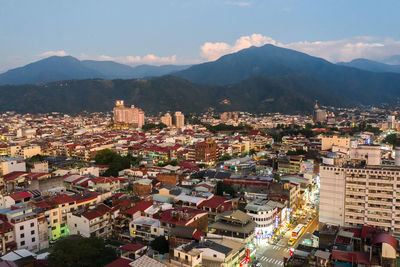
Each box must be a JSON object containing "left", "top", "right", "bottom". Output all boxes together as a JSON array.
[
  {"left": 388, "top": 115, "right": 396, "bottom": 129},
  {"left": 113, "top": 100, "right": 145, "bottom": 128},
  {"left": 187, "top": 140, "right": 219, "bottom": 164},
  {"left": 319, "top": 144, "right": 400, "bottom": 234},
  {"left": 313, "top": 101, "right": 327, "bottom": 123},
  {"left": 174, "top": 111, "right": 185, "bottom": 128},
  {"left": 161, "top": 113, "right": 172, "bottom": 127}
]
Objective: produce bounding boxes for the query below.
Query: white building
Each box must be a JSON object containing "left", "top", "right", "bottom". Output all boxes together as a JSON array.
[
  {"left": 0, "top": 158, "right": 26, "bottom": 176},
  {"left": 67, "top": 203, "right": 112, "bottom": 238},
  {"left": 129, "top": 216, "right": 164, "bottom": 242},
  {"left": 319, "top": 145, "right": 400, "bottom": 235},
  {"left": 245, "top": 201, "right": 278, "bottom": 244},
  {"left": 0, "top": 204, "right": 40, "bottom": 252}
]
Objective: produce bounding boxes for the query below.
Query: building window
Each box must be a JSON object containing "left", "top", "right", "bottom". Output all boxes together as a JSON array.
[
  {"left": 20, "top": 233, "right": 24, "bottom": 238},
  {"left": 19, "top": 226, "right": 24, "bottom": 230},
  {"left": 31, "top": 230, "right": 35, "bottom": 235},
  {"left": 20, "top": 241, "right": 25, "bottom": 246},
  {"left": 32, "top": 238, "right": 35, "bottom": 242},
  {"left": 53, "top": 211, "right": 57, "bottom": 216},
  {"left": 30, "top": 222, "right": 34, "bottom": 227}
]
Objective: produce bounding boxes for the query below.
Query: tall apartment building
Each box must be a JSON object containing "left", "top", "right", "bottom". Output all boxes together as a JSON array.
[
  {"left": 161, "top": 113, "right": 172, "bottom": 127},
  {"left": 312, "top": 102, "right": 327, "bottom": 123},
  {"left": 388, "top": 115, "right": 396, "bottom": 129},
  {"left": 187, "top": 140, "right": 219, "bottom": 164},
  {"left": 319, "top": 145, "right": 400, "bottom": 235},
  {"left": 174, "top": 111, "right": 185, "bottom": 128},
  {"left": 113, "top": 101, "right": 145, "bottom": 128}
]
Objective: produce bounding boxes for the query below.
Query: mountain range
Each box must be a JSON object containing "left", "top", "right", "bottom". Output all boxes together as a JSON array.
[
  {"left": 0, "top": 56, "right": 189, "bottom": 85},
  {"left": 338, "top": 58, "right": 400, "bottom": 73},
  {"left": 2, "top": 44, "right": 400, "bottom": 114}
]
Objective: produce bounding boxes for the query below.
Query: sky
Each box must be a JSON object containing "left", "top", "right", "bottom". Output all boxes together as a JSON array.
[{"left": 1, "top": 0, "right": 400, "bottom": 72}]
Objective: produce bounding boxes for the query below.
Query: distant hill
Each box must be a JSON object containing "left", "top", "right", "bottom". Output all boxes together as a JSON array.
[
  {"left": 2, "top": 44, "right": 400, "bottom": 114},
  {"left": 381, "top": 55, "right": 400, "bottom": 65},
  {"left": 0, "top": 56, "right": 103, "bottom": 85},
  {"left": 81, "top": 60, "right": 190, "bottom": 79},
  {"left": 173, "top": 44, "right": 400, "bottom": 105},
  {"left": 0, "top": 56, "right": 190, "bottom": 85},
  {"left": 0, "top": 75, "right": 347, "bottom": 114},
  {"left": 337, "top": 58, "right": 400, "bottom": 73}
]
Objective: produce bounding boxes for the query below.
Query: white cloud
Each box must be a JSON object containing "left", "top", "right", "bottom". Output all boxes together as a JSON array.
[
  {"left": 38, "top": 50, "right": 68, "bottom": 58},
  {"left": 200, "top": 34, "right": 276, "bottom": 61},
  {"left": 225, "top": 1, "right": 251, "bottom": 7},
  {"left": 200, "top": 34, "right": 400, "bottom": 63},
  {"left": 91, "top": 54, "right": 178, "bottom": 66}
]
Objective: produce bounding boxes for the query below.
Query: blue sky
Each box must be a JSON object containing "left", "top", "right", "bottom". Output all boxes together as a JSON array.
[{"left": 1, "top": 0, "right": 400, "bottom": 71}]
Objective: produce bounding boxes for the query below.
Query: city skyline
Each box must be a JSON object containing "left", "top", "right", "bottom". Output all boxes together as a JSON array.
[{"left": 1, "top": 0, "right": 400, "bottom": 72}]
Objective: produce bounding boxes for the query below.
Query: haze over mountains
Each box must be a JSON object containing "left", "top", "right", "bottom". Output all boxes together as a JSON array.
[
  {"left": 0, "top": 56, "right": 190, "bottom": 85},
  {"left": 338, "top": 58, "right": 400, "bottom": 74},
  {"left": 2, "top": 44, "right": 400, "bottom": 114}
]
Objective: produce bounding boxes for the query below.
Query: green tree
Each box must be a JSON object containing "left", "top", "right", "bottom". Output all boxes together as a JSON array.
[
  {"left": 383, "top": 134, "right": 400, "bottom": 147},
  {"left": 150, "top": 236, "right": 169, "bottom": 254},
  {"left": 216, "top": 181, "right": 235, "bottom": 197},
  {"left": 29, "top": 154, "right": 45, "bottom": 162},
  {"left": 95, "top": 149, "right": 141, "bottom": 177},
  {"left": 142, "top": 123, "right": 167, "bottom": 131},
  {"left": 48, "top": 237, "right": 117, "bottom": 267},
  {"left": 219, "top": 154, "right": 232, "bottom": 161}
]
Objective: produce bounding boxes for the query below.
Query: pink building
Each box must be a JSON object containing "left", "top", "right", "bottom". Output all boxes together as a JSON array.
[{"left": 113, "top": 102, "right": 145, "bottom": 128}]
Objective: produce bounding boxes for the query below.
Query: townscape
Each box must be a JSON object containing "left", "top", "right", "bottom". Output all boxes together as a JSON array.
[
  {"left": 0, "top": 100, "right": 398, "bottom": 266},
  {"left": 2, "top": 2, "right": 400, "bottom": 266}
]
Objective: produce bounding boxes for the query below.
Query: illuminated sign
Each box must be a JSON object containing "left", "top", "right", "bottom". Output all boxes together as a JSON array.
[
  {"left": 275, "top": 215, "right": 279, "bottom": 229},
  {"left": 115, "top": 100, "right": 124, "bottom": 106},
  {"left": 287, "top": 208, "right": 292, "bottom": 222},
  {"left": 239, "top": 249, "right": 251, "bottom": 267},
  {"left": 290, "top": 248, "right": 294, "bottom": 256}
]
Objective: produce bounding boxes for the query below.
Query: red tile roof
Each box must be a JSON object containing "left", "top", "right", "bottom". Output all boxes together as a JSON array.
[
  {"left": 9, "top": 191, "right": 32, "bottom": 201},
  {"left": 52, "top": 194, "right": 75, "bottom": 205},
  {"left": 82, "top": 204, "right": 111, "bottom": 220},
  {"left": 3, "top": 172, "right": 26, "bottom": 181},
  {"left": 198, "top": 195, "right": 232, "bottom": 211},
  {"left": 124, "top": 201, "right": 153, "bottom": 216},
  {"left": 104, "top": 257, "right": 133, "bottom": 267},
  {"left": 25, "top": 173, "right": 50, "bottom": 180}
]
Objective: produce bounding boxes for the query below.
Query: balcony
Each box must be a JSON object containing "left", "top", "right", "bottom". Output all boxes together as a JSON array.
[
  {"left": 368, "top": 199, "right": 393, "bottom": 206},
  {"left": 170, "top": 257, "right": 193, "bottom": 267},
  {"left": 345, "top": 217, "right": 363, "bottom": 224}
]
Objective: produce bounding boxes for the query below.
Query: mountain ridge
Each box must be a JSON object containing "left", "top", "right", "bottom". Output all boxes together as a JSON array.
[{"left": 0, "top": 56, "right": 190, "bottom": 85}]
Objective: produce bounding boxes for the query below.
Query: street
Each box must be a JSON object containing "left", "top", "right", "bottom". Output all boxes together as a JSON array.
[{"left": 253, "top": 214, "right": 319, "bottom": 267}]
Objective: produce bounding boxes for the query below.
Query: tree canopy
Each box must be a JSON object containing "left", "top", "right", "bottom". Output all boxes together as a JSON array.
[
  {"left": 383, "top": 134, "right": 400, "bottom": 147},
  {"left": 150, "top": 236, "right": 169, "bottom": 254},
  {"left": 48, "top": 237, "right": 117, "bottom": 267},
  {"left": 216, "top": 181, "right": 235, "bottom": 197},
  {"left": 142, "top": 122, "right": 167, "bottom": 131},
  {"left": 95, "top": 149, "right": 141, "bottom": 176}
]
